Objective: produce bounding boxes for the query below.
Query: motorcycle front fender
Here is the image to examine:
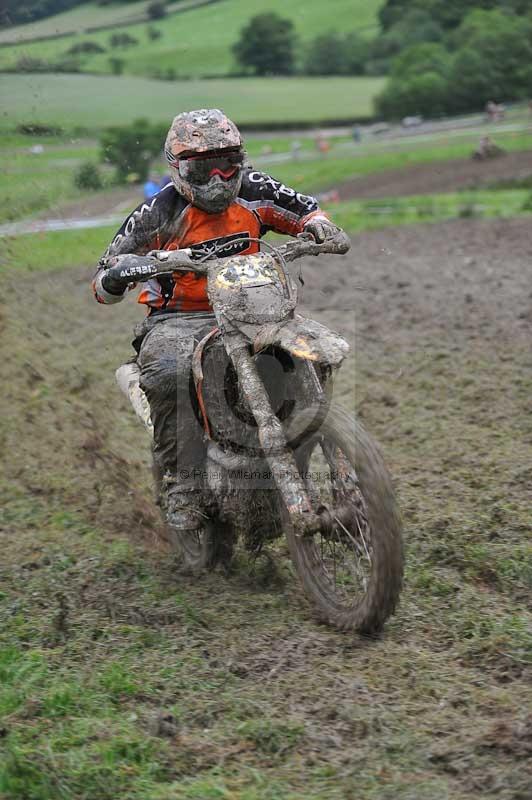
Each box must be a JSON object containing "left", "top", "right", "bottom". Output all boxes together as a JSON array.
[{"left": 253, "top": 314, "right": 349, "bottom": 367}]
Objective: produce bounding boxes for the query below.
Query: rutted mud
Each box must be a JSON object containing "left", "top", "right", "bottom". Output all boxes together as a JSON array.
[{"left": 1, "top": 217, "right": 531, "bottom": 798}]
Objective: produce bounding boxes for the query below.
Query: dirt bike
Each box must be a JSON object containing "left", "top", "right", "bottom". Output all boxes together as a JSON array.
[{"left": 116, "top": 232, "right": 403, "bottom": 633}]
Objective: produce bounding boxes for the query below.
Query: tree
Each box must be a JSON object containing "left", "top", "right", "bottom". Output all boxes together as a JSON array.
[
  {"left": 376, "top": 71, "right": 449, "bottom": 119},
  {"left": 378, "top": 0, "right": 500, "bottom": 33},
  {"left": 109, "top": 32, "right": 138, "bottom": 48},
  {"left": 344, "top": 32, "right": 371, "bottom": 75},
  {"left": 67, "top": 40, "right": 106, "bottom": 55},
  {"left": 232, "top": 13, "right": 296, "bottom": 76},
  {"left": 100, "top": 118, "right": 164, "bottom": 182},
  {"left": 74, "top": 161, "right": 103, "bottom": 191},
  {"left": 146, "top": 25, "right": 162, "bottom": 41},
  {"left": 147, "top": 1, "right": 166, "bottom": 20},
  {"left": 392, "top": 43, "right": 451, "bottom": 81},
  {"left": 448, "top": 10, "right": 532, "bottom": 110},
  {"left": 108, "top": 57, "right": 124, "bottom": 75},
  {"left": 367, "top": 8, "right": 445, "bottom": 74},
  {"left": 304, "top": 31, "right": 369, "bottom": 75},
  {"left": 304, "top": 32, "right": 348, "bottom": 75}
]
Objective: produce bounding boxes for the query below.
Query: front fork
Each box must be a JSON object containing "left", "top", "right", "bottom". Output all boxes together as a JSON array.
[{"left": 227, "top": 337, "right": 321, "bottom": 536}]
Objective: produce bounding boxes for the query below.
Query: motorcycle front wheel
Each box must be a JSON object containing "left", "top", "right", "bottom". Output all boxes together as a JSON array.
[{"left": 284, "top": 404, "right": 403, "bottom": 633}]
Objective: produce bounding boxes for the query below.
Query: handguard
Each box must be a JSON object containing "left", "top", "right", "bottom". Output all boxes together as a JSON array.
[
  {"left": 99, "top": 249, "right": 200, "bottom": 297},
  {"left": 277, "top": 230, "right": 351, "bottom": 263}
]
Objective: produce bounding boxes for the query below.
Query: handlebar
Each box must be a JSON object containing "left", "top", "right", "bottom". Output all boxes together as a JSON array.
[{"left": 102, "top": 231, "right": 350, "bottom": 280}]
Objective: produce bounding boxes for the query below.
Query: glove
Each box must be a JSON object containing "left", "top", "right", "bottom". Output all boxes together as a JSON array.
[
  {"left": 100, "top": 255, "right": 160, "bottom": 296},
  {"left": 303, "top": 216, "right": 339, "bottom": 244}
]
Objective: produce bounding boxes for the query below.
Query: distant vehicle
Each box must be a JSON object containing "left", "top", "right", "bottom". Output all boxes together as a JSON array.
[
  {"left": 368, "top": 123, "right": 390, "bottom": 136},
  {"left": 472, "top": 135, "right": 505, "bottom": 161},
  {"left": 402, "top": 116, "right": 423, "bottom": 128},
  {"left": 485, "top": 101, "right": 505, "bottom": 123}
]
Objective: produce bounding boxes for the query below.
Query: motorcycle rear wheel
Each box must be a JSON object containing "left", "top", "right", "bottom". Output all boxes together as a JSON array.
[{"left": 284, "top": 404, "right": 403, "bottom": 633}]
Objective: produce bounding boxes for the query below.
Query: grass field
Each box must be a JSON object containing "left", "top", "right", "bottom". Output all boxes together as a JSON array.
[
  {"left": 328, "top": 189, "right": 532, "bottom": 231},
  {"left": 0, "top": 140, "right": 110, "bottom": 223},
  {"left": 0, "top": 0, "right": 216, "bottom": 45},
  {"left": 0, "top": 0, "right": 153, "bottom": 45},
  {"left": 0, "top": 73, "right": 386, "bottom": 132},
  {"left": 0, "top": 0, "right": 382, "bottom": 77}
]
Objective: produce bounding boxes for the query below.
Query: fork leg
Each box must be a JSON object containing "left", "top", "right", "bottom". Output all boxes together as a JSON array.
[{"left": 228, "top": 339, "right": 315, "bottom": 523}]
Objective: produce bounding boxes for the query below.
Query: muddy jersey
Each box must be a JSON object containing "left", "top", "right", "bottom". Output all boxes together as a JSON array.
[{"left": 93, "top": 169, "right": 327, "bottom": 313}]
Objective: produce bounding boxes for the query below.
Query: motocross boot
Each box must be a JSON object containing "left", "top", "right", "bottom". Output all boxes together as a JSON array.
[
  {"left": 163, "top": 475, "right": 207, "bottom": 538},
  {"left": 162, "top": 477, "right": 215, "bottom": 570}
]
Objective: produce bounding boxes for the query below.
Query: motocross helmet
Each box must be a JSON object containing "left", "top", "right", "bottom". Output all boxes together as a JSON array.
[{"left": 164, "top": 109, "right": 244, "bottom": 214}]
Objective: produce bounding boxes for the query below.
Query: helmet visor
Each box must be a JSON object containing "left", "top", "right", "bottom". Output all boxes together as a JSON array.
[{"left": 176, "top": 151, "right": 244, "bottom": 186}]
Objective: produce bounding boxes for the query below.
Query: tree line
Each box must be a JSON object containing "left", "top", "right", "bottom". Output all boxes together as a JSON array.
[
  {"left": 1, "top": 0, "right": 163, "bottom": 27},
  {"left": 375, "top": 1, "right": 532, "bottom": 118},
  {"left": 233, "top": 5, "right": 532, "bottom": 119}
]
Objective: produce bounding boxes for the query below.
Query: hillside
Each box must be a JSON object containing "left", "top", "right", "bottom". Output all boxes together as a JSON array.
[
  {"left": 0, "top": 0, "right": 220, "bottom": 45},
  {"left": 0, "top": 0, "right": 382, "bottom": 77},
  {"left": 0, "top": 73, "right": 385, "bottom": 131},
  {"left": 0, "top": 1, "right": 154, "bottom": 41}
]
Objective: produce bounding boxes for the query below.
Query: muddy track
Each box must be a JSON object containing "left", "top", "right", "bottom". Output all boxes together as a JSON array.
[
  {"left": 1, "top": 218, "right": 531, "bottom": 799},
  {"left": 335, "top": 149, "right": 532, "bottom": 200}
]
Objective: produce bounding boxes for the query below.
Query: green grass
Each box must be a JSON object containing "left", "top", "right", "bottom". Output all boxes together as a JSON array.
[
  {"left": 0, "top": 138, "right": 111, "bottom": 222},
  {"left": 0, "top": 0, "right": 382, "bottom": 77},
  {"left": 0, "top": 73, "right": 386, "bottom": 132},
  {"left": 0, "top": 225, "right": 117, "bottom": 272},
  {"left": 323, "top": 189, "right": 532, "bottom": 232},
  {"left": 0, "top": 0, "right": 154, "bottom": 44}
]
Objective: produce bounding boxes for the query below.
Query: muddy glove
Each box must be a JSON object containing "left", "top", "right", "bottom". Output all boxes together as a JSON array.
[
  {"left": 303, "top": 216, "right": 339, "bottom": 244},
  {"left": 100, "top": 255, "right": 159, "bottom": 296}
]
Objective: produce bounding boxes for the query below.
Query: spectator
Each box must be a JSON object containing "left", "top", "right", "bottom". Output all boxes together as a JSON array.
[
  {"left": 291, "top": 140, "right": 302, "bottom": 161},
  {"left": 143, "top": 173, "right": 160, "bottom": 200},
  {"left": 315, "top": 134, "right": 330, "bottom": 157}
]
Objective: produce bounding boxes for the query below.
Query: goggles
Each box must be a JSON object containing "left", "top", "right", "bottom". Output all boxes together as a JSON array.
[{"left": 167, "top": 150, "right": 244, "bottom": 185}]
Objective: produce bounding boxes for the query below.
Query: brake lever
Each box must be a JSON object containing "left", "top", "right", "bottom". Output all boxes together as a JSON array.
[{"left": 277, "top": 231, "right": 349, "bottom": 263}]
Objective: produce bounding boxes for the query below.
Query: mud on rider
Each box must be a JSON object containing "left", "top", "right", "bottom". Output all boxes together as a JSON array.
[{"left": 93, "top": 109, "right": 344, "bottom": 541}]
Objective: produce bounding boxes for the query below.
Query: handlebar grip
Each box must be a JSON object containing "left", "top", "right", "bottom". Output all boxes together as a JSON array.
[
  {"left": 279, "top": 230, "right": 351, "bottom": 262},
  {"left": 103, "top": 251, "right": 207, "bottom": 280}
]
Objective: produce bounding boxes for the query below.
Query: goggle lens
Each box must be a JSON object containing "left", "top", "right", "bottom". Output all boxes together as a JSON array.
[{"left": 176, "top": 152, "right": 244, "bottom": 185}]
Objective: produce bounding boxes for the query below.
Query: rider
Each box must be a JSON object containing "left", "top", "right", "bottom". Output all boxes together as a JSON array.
[{"left": 93, "top": 108, "right": 343, "bottom": 539}]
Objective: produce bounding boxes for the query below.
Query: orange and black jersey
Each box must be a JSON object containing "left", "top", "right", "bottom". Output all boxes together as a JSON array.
[{"left": 93, "top": 168, "right": 327, "bottom": 314}]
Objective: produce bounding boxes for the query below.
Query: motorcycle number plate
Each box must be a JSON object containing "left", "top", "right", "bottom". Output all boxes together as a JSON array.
[{"left": 216, "top": 260, "right": 275, "bottom": 289}]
